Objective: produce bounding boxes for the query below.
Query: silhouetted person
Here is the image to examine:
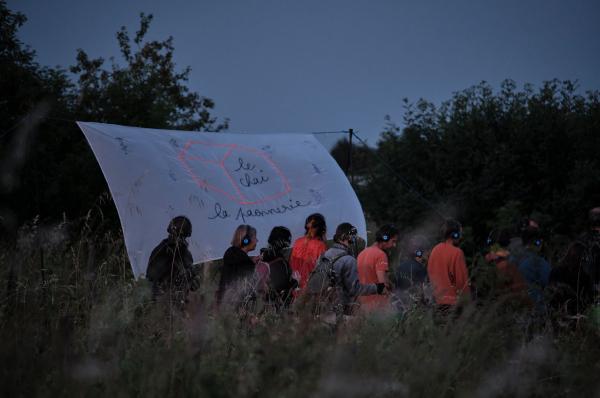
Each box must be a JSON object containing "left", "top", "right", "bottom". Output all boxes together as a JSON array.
[
  {"left": 512, "top": 226, "right": 551, "bottom": 310},
  {"left": 217, "top": 224, "right": 258, "bottom": 305},
  {"left": 508, "top": 217, "right": 540, "bottom": 260},
  {"left": 578, "top": 207, "right": 600, "bottom": 297},
  {"left": 258, "top": 226, "right": 298, "bottom": 309},
  {"left": 393, "top": 234, "right": 430, "bottom": 292},
  {"left": 547, "top": 241, "right": 594, "bottom": 315},
  {"left": 548, "top": 207, "right": 600, "bottom": 316},
  {"left": 146, "top": 216, "right": 198, "bottom": 306},
  {"left": 484, "top": 228, "right": 528, "bottom": 302},
  {"left": 391, "top": 234, "right": 432, "bottom": 312}
]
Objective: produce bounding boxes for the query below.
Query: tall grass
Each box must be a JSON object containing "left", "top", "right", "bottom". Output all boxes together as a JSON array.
[{"left": 1, "top": 217, "right": 599, "bottom": 397}]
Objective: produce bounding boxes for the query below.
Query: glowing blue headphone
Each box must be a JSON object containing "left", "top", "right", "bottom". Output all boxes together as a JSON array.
[{"left": 241, "top": 225, "right": 252, "bottom": 247}]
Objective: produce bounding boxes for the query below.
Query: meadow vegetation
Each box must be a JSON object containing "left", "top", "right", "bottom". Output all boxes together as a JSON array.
[
  {"left": 3, "top": 3, "right": 600, "bottom": 396},
  {"left": 2, "top": 213, "right": 599, "bottom": 397}
]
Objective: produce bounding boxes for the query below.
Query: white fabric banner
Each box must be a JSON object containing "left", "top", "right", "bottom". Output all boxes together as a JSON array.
[{"left": 77, "top": 122, "right": 366, "bottom": 278}]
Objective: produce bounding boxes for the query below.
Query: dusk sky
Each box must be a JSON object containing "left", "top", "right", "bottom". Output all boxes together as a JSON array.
[{"left": 10, "top": 0, "right": 600, "bottom": 146}]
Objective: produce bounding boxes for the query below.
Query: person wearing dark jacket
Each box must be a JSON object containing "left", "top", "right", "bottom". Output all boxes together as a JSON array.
[
  {"left": 391, "top": 235, "right": 431, "bottom": 312},
  {"left": 578, "top": 207, "right": 600, "bottom": 299},
  {"left": 217, "top": 224, "right": 258, "bottom": 305},
  {"left": 545, "top": 208, "right": 600, "bottom": 326},
  {"left": 258, "top": 226, "right": 299, "bottom": 309},
  {"left": 146, "top": 216, "right": 199, "bottom": 307},
  {"left": 393, "top": 235, "right": 430, "bottom": 291},
  {"left": 547, "top": 241, "right": 594, "bottom": 315},
  {"left": 512, "top": 226, "right": 551, "bottom": 310}
]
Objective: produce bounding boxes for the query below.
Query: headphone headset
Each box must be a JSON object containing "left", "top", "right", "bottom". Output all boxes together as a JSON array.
[
  {"left": 168, "top": 216, "right": 192, "bottom": 238},
  {"left": 443, "top": 219, "right": 462, "bottom": 241},
  {"left": 485, "top": 229, "right": 495, "bottom": 246},
  {"left": 519, "top": 217, "right": 530, "bottom": 232},
  {"left": 376, "top": 224, "right": 398, "bottom": 243},
  {"left": 348, "top": 227, "right": 358, "bottom": 243},
  {"left": 241, "top": 225, "right": 252, "bottom": 247},
  {"left": 339, "top": 226, "right": 358, "bottom": 243}
]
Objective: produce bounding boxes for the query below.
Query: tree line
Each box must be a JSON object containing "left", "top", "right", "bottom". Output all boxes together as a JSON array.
[
  {"left": 332, "top": 80, "right": 600, "bottom": 245},
  {"left": 3, "top": 1, "right": 600, "bottom": 248},
  {"left": 0, "top": 3, "right": 226, "bottom": 237}
]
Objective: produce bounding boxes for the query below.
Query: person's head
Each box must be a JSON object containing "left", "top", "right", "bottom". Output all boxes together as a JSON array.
[
  {"left": 441, "top": 219, "right": 462, "bottom": 245},
  {"left": 267, "top": 226, "right": 292, "bottom": 253},
  {"left": 304, "top": 213, "right": 326, "bottom": 239},
  {"left": 485, "top": 228, "right": 511, "bottom": 250},
  {"left": 334, "top": 222, "right": 358, "bottom": 246},
  {"left": 515, "top": 217, "right": 539, "bottom": 237},
  {"left": 167, "top": 216, "right": 192, "bottom": 239},
  {"left": 521, "top": 226, "right": 543, "bottom": 249},
  {"left": 375, "top": 224, "right": 399, "bottom": 250},
  {"left": 589, "top": 207, "right": 600, "bottom": 231},
  {"left": 231, "top": 224, "right": 258, "bottom": 252},
  {"left": 484, "top": 228, "right": 511, "bottom": 262},
  {"left": 406, "top": 234, "right": 431, "bottom": 263},
  {"left": 561, "top": 241, "right": 586, "bottom": 270}
]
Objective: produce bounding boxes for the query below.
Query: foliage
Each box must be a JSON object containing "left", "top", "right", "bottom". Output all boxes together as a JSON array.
[
  {"left": 2, "top": 221, "right": 600, "bottom": 397},
  {"left": 0, "top": 1, "right": 74, "bottom": 232},
  {"left": 357, "top": 80, "right": 600, "bottom": 244},
  {"left": 3, "top": 5, "right": 600, "bottom": 393},
  {"left": 330, "top": 136, "right": 375, "bottom": 181},
  {"left": 70, "top": 13, "right": 227, "bottom": 132},
  {"left": 0, "top": 3, "right": 226, "bottom": 237}
]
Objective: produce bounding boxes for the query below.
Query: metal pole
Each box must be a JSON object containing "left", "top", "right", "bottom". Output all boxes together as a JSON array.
[{"left": 348, "top": 129, "right": 354, "bottom": 184}]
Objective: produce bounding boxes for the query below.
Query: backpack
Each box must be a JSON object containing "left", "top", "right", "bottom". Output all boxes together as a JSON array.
[{"left": 305, "top": 253, "right": 347, "bottom": 295}]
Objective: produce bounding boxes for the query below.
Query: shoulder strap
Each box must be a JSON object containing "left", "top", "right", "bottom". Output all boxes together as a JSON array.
[
  {"left": 329, "top": 252, "right": 349, "bottom": 265},
  {"left": 317, "top": 252, "right": 348, "bottom": 268}
]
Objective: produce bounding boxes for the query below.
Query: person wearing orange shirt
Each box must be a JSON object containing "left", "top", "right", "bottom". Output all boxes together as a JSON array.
[
  {"left": 290, "top": 213, "right": 328, "bottom": 292},
  {"left": 427, "top": 219, "right": 470, "bottom": 308},
  {"left": 357, "top": 224, "right": 399, "bottom": 312}
]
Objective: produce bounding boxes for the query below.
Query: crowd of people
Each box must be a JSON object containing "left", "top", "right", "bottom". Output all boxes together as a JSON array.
[{"left": 145, "top": 208, "right": 600, "bottom": 324}]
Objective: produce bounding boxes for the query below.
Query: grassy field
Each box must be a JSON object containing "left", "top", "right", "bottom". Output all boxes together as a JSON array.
[{"left": 1, "top": 218, "right": 600, "bottom": 397}]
